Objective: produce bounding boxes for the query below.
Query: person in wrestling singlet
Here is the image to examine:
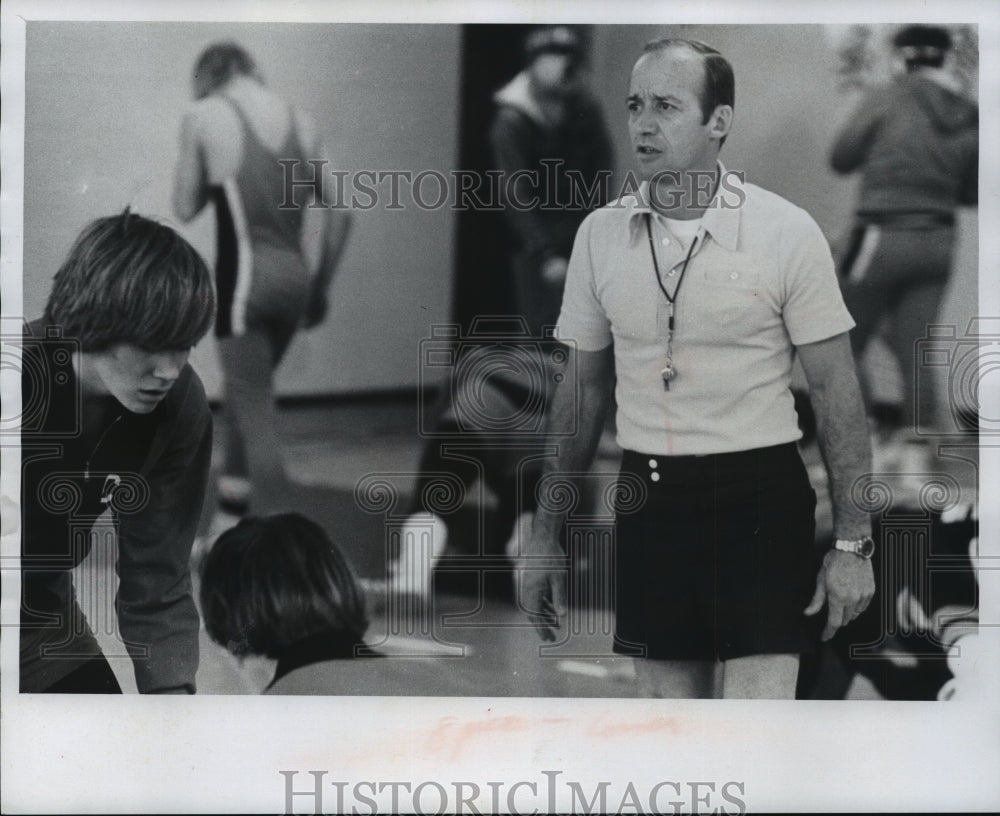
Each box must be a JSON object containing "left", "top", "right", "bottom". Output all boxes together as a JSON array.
[{"left": 172, "top": 41, "right": 351, "bottom": 517}]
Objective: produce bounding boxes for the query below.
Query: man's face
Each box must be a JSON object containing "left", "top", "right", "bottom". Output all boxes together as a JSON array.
[
  {"left": 628, "top": 48, "right": 720, "bottom": 180},
  {"left": 530, "top": 52, "right": 576, "bottom": 93},
  {"left": 87, "top": 343, "right": 189, "bottom": 414}
]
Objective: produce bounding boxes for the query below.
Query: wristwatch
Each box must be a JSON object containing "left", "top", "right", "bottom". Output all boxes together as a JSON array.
[{"left": 834, "top": 536, "right": 875, "bottom": 559}]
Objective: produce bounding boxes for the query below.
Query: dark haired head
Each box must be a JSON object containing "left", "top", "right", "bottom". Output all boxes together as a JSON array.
[
  {"left": 43, "top": 209, "right": 215, "bottom": 353},
  {"left": 893, "top": 25, "right": 952, "bottom": 71},
  {"left": 199, "top": 513, "right": 369, "bottom": 659},
  {"left": 525, "top": 25, "right": 582, "bottom": 62},
  {"left": 641, "top": 38, "right": 735, "bottom": 146},
  {"left": 192, "top": 41, "right": 263, "bottom": 99}
]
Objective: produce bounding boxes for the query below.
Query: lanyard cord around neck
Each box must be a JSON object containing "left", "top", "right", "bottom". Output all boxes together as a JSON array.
[{"left": 645, "top": 212, "right": 698, "bottom": 333}]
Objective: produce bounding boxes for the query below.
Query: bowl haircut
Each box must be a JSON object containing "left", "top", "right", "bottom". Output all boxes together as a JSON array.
[
  {"left": 44, "top": 209, "right": 216, "bottom": 353},
  {"left": 199, "top": 513, "right": 370, "bottom": 659}
]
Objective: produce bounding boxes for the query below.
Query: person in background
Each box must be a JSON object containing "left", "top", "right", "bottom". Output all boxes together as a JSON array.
[
  {"left": 20, "top": 210, "right": 215, "bottom": 693},
  {"left": 490, "top": 24, "right": 614, "bottom": 337},
  {"left": 387, "top": 27, "right": 616, "bottom": 597},
  {"left": 830, "top": 24, "right": 977, "bottom": 463},
  {"left": 173, "top": 41, "right": 352, "bottom": 520}
]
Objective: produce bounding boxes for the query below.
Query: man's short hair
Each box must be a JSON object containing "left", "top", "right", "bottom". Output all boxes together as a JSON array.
[
  {"left": 641, "top": 38, "right": 735, "bottom": 145},
  {"left": 44, "top": 209, "right": 215, "bottom": 353},
  {"left": 192, "top": 41, "right": 263, "bottom": 99},
  {"left": 199, "top": 513, "right": 370, "bottom": 659},
  {"left": 893, "top": 25, "right": 952, "bottom": 71}
]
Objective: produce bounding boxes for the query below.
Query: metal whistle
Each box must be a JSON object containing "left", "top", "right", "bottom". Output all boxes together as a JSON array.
[{"left": 661, "top": 361, "right": 677, "bottom": 390}]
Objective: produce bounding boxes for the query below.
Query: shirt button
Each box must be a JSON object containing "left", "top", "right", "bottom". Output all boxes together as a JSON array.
[
  {"left": 668, "top": 268, "right": 677, "bottom": 277},
  {"left": 648, "top": 459, "right": 658, "bottom": 469},
  {"left": 730, "top": 272, "right": 739, "bottom": 280},
  {"left": 661, "top": 237, "right": 670, "bottom": 246},
  {"left": 651, "top": 472, "right": 660, "bottom": 483}
]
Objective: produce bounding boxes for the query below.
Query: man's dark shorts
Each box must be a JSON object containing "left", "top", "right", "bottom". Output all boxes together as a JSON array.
[{"left": 613, "top": 442, "right": 820, "bottom": 661}]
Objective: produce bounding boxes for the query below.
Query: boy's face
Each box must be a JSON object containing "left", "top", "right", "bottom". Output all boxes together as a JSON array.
[{"left": 84, "top": 343, "right": 189, "bottom": 414}]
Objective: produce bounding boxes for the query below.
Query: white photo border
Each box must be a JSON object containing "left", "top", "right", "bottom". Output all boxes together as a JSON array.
[{"left": 2, "top": 0, "right": 998, "bottom": 813}]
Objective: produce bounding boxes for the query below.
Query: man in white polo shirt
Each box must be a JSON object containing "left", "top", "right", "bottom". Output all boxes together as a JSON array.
[{"left": 522, "top": 38, "right": 876, "bottom": 698}]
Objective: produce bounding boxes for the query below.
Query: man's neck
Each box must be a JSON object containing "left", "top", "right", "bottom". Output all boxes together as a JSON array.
[
  {"left": 218, "top": 74, "right": 265, "bottom": 100},
  {"left": 649, "top": 166, "right": 719, "bottom": 221}
]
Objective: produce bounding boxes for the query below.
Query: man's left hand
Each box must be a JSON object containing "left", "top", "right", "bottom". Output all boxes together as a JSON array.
[{"left": 804, "top": 549, "right": 875, "bottom": 641}]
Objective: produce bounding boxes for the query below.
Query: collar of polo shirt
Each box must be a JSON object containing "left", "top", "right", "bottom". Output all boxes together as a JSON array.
[{"left": 625, "top": 162, "right": 742, "bottom": 252}]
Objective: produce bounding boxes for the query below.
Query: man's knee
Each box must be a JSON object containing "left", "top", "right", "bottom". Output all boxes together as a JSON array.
[
  {"left": 722, "top": 653, "right": 800, "bottom": 699},
  {"left": 635, "top": 658, "right": 718, "bottom": 699}
]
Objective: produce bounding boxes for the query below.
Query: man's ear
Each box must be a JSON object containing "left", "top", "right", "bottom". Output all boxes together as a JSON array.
[{"left": 708, "top": 104, "right": 733, "bottom": 141}]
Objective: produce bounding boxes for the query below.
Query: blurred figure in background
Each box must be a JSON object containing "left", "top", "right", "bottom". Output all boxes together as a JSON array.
[
  {"left": 830, "top": 25, "right": 977, "bottom": 466},
  {"left": 173, "top": 41, "right": 352, "bottom": 521},
  {"left": 490, "top": 25, "right": 614, "bottom": 336},
  {"left": 392, "top": 27, "right": 615, "bottom": 597}
]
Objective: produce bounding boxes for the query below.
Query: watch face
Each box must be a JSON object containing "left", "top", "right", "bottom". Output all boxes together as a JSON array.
[{"left": 858, "top": 537, "right": 875, "bottom": 558}]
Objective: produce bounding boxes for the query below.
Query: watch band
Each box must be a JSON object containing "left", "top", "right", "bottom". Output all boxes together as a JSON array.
[{"left": 834, "top": 536, "right": 875, "bottom": 558}]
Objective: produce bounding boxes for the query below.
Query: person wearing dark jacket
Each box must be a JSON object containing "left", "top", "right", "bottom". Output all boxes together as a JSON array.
[
  {"left": 386, "top": 29, "right": 616, "bottom": 598},
  {"left": 831, "top": 25, "right": 978, "bottom": 438},
  {"left": 490, "top": 25, "right": 614, "bottom": 336},
  {"left": 19, "top": 210, "right": 215, "bottom": 693}
]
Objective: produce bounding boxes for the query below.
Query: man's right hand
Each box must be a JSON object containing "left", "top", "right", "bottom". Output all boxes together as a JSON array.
[{"left": 519, "top": 554, "right": 567, "bottom": 642}]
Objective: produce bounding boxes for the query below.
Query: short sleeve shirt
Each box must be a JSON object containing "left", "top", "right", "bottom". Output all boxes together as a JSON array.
[{"left": 556, "top": 169, "right": 855, "bottom": 455}]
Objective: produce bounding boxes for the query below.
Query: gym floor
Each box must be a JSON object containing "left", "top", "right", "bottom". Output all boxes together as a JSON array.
[{"left": 76, "top": 396, "right": 978, "bottom": 698}]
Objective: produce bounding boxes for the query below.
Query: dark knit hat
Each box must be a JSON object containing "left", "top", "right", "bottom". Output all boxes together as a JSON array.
[
  {"left": 892, "top": 25, "right": 952, "bottom": 52},
  {"left": 525, "top": 26, "right": 582, "bottom": 60}
]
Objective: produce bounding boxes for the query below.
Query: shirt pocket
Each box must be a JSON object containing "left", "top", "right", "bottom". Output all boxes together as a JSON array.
[
  {"left": 700, "top": 266, "right": 770, "bottom": 309},
  {"left": 690, "top": 267, "right": 776, "bottom": 341}
]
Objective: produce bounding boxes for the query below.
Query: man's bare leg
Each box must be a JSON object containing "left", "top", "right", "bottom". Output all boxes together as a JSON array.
[
  {"left": 721, "top": 654, "right": 800, "bottom": 699},
  {"left": 634, "top": 659, "right": 720, "bottom": 699}
]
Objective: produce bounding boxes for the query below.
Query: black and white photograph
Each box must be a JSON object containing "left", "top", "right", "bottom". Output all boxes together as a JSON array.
[{"left": 2, "top": 0, "right": 998, "bottom": 812}]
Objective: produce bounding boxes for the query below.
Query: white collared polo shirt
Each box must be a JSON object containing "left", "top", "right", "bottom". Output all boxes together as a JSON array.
[{"left": 556, "top": 174, "right": 855, "bottom": 456}]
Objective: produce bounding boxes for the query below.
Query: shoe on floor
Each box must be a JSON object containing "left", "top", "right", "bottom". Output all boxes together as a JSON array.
[
  {"left": 217, "top": 475, "right": 251, "bottom": 515},
  {"left": 388, "top": 512, "right": 447, "bottom": 598}
]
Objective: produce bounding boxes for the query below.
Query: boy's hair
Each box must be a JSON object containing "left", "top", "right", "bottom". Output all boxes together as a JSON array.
[
  {"left": 193, "top": 41, "right": 263, "bottom": 99},
  {"left": 199, "top": 513, "right": 370, "bottom": 659},
  {"left": 43, "top": 209, "right": 215, "bottom": 353}
]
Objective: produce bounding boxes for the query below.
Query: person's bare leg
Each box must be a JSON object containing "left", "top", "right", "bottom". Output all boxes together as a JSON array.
[
  {"left": 634, "top": 658, "right": 719, "bottom": 699},
  {"left": 218, "top": 331, "right": 291, "bottom": 515},
  {"left": 721, "top": 654, "right": 800, "bottom": 699}
]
